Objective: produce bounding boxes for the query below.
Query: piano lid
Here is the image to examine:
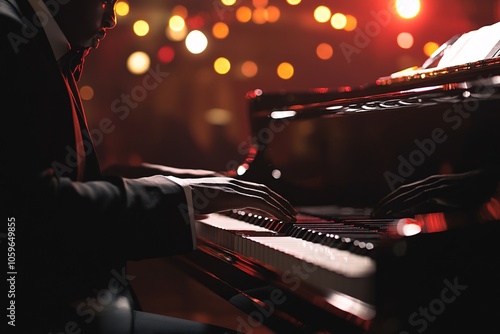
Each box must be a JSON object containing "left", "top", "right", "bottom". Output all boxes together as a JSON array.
[{"left": 233, "top": 56, "right": 500, "bottom": 209}]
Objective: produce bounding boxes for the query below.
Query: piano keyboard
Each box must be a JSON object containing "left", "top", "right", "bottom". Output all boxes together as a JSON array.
[{"left": 194, "top": 209, "right": 397, "bottom": 321}]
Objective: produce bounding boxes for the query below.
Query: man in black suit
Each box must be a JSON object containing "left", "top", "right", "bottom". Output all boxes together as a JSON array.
[{"left": 0, "top": 0, "right": 296, "bottom": 333}]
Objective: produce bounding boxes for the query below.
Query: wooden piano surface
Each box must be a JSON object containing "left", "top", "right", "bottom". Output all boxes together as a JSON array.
[{"left": 171, "top": 59, "right": 500, "bottom": 333}]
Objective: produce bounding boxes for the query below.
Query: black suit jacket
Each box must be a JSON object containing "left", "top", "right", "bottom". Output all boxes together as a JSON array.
[{"left": 0, "top": 1, "right": 195, "bottom": 332}]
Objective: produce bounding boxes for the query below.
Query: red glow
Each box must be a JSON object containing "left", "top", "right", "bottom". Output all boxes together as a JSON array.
[
  {"left": 414, "top": 212, "right": 448, "bottom": 233},
  {"left": 157, "top": 46, "right": 175, "bottom": 63},
  {"left": 186, "top": 15, "right": 205, "bottom": 30},
  {"left": 312, "top": 87, "right": 329, "bottom": 93}
]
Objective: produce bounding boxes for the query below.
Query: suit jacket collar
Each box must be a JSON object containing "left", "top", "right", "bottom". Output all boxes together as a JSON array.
[{"left": 26, "top": 0, "right": 70, "bottom": 61}]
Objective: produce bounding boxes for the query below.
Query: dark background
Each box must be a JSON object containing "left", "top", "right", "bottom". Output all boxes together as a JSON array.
[{"left": 79, "top": 1, "right": 500, "bottom": 332}]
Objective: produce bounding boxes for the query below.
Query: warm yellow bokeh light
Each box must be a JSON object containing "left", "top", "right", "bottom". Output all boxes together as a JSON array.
[
  {"left": 212, "top": 22, "right": 229, "bottom": 39},
  {"left": 314, "top": 6, "right": 331, "bottom": 23},
  {"left": 115, "top": 2, "right": 129, "bottom": 16},
  {"left": 221, "top": 0, "right": 237, "bottom": 5},
  {"left": 395, "top": 0, "right": 421, "bottom": 19},
  {"left": 423, "top": 41, "right": 440, "bottom": 57},
  {"left": 344, "top": 14, "right": 357, "bottom": 31},
  {"left": 277, "top": 62, "right": 294, "bottom": 80},
  {"left": 127, "top": 52, "right": 150, "bottom": 75},
  {"left": 214, "top": 57, "right": 231, "bottom": 74},
  {"left": 166, "top": 26, "right": 187, "bottom": 41},
  {"left": 286, "top": 0, "right": 301, "bottom": 5},
  {"left": 169, "top": 15, "right": 185, "bottom": 32},
  {"left": 241, "top": 61, "right": 258, "bottom": 78},
  {"left": 330, "top": 13, "right": 347, "bottom": 30},
  {"left": 316, "top": 43, "right": 333, "bottom": 60},
  {"left": 397, "top": 32, "right": 414, "bottom": 49},
  {"left": 133, "top": 20, "right": 149, "bottom": 37},
  {"left": 236, "top": 6, "right": 252, "bottom": 22},
  {"left": 80, "top": 86, "right": 94, "bottom": 101},
  {"left": 185, "top": 30, "right": 208, "bottom": 54}
]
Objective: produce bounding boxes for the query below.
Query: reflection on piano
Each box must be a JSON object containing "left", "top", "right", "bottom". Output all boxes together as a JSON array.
[{"left": 171, "top": 54, "right": 500, "bottom": 332}]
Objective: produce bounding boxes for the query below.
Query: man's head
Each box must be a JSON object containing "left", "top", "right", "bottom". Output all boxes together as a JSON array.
[{"left": 48, "top": 0, "right": 117, "bottom": 49}]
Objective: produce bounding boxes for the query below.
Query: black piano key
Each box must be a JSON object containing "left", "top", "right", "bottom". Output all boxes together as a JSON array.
[{"left": 224, "top": 208, "right": 386, "bottom": 254}]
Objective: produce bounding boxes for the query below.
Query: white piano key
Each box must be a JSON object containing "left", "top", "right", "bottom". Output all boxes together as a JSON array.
[{"left": 195, "top": 213, "right": 377, "bottom": 308}]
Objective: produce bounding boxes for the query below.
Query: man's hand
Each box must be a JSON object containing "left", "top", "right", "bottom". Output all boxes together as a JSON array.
[
  {"left": 180, "top": 177, "right": 297, "bottom": 222},
  {"left": 371, "top": 169, "right": 498, "bottom": 218}
]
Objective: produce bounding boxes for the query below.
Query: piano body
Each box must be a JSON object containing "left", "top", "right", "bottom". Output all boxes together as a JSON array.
[{"left": 170, "top": 56, "right": 500, "bottom": 333}]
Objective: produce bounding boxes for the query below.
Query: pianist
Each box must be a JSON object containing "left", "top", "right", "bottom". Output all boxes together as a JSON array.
[{"left": 0, "top": 0, "right": 295, "bottom": 333}]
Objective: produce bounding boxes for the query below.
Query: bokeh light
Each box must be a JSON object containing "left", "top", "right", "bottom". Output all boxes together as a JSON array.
[
  {"left": 214, "top": 57, "right": 231, "bottom": 74},
  {"left": 316, "top": 43, "right": 333, "bottom": 60},
  {"left": 157, "top": 46, "right": 175, "bottom": 63},
  {"left": 172, "top": 5, "right": 188, "bottom": 18},
  {"left": 185, "top": 30, "right": 208, "bottom": 54},
  {"left": 133, "top": 20, "right": 150, "bottom": 37},
  {"left": 314, "top": 6, "right": 331, "bottom": 23},
  {"left": 266, "top": 6, "right": 280, "bottom": 23},
  {"left": 212, "top": 22, "right": 229, "bottom": 39},
  {"left": 115, "top": 2, "right": 129, "bottom": 16},
  {"left": 344, "top": 14, "right": 357, "bottom": 31},
  {"left": 397, "top": 32, "right": 414, "bottom": 49},
  {"left": 277, "top": 62, "right": 294, "bottom": 80},
  {"left": 252, "top": 7, "right": 267, "bottom": 24},
  {"left": 236, "top": 6, "right": 252, "bottom": 22},
  {"left": 80, "top": 86, "right": 94, "bottom": 101},
  {"left": 186, "top": 15, "right": 205, "bottom": 30},
  {"left": 396, "top": 0, "right": 421, "bottom": 19},
  {"left": 286, "top": 0, "right": 301, "bottom": 5},
  {"left": 241, "top": 61, "right": 258, "bottom": 78},
  {"left": 166, "top": 25, "right": 187, "bottom": 41},
  {"left": 330, "top": 13, "right": 347, "bottom": 30},
  {"left": 127, "top": 51, "right": 150, "bottom": 75},
  {"left": 423, "top": 41, "right": 440, "bottom": 57},
  {"left": 169, "top": 15, "right": 185, "bottom": 32},
  {"left": 253, "top": 0, "right": 268, "bottom": 7}
]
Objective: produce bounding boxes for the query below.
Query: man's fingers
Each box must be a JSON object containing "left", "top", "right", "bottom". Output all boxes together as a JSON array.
[
  {"left": 372, "top": 171, "right": 488, "bottom": 217},
  {"left": 189, "top": 179, "right": 296, "bottom": 222},
  {"left": 229, "top": 179, "right": 297, "bottom": 216}
]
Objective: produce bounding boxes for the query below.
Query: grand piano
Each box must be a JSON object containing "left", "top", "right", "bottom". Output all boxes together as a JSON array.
[{"left": 170, "top": 32, "right": 500, "bottom": 334}]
